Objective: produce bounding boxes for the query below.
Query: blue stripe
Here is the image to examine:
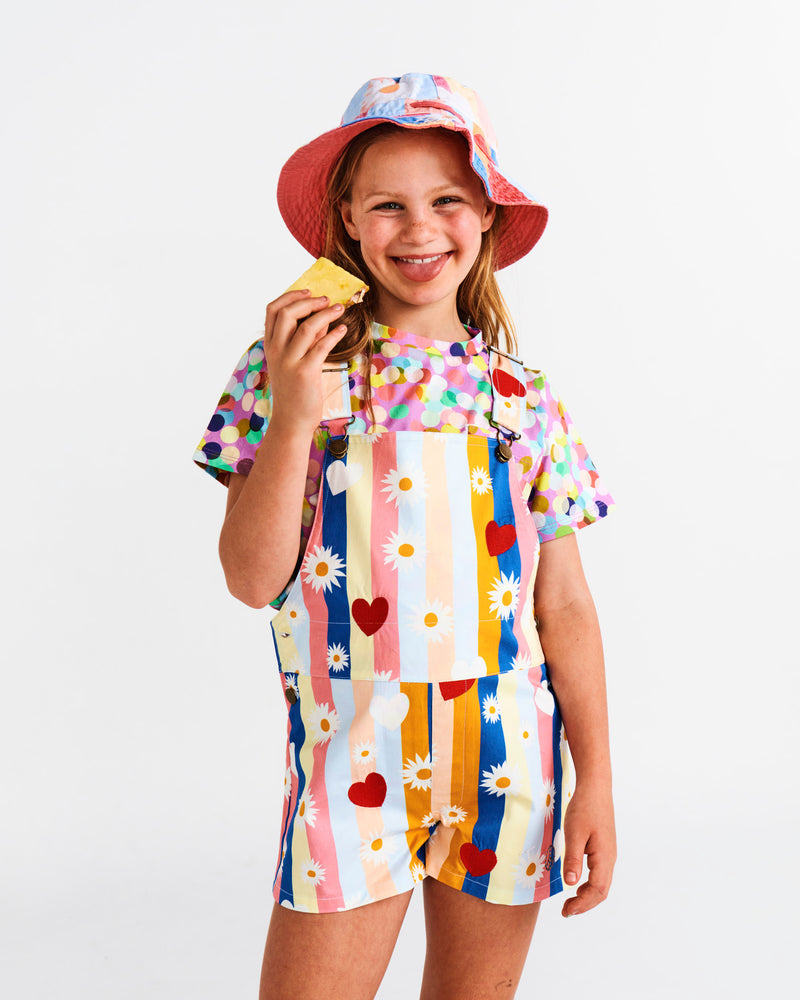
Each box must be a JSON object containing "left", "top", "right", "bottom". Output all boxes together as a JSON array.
[
  {"left": 321, "top": 447, "right": 352, "bottom": 678},
  {"left": 549, "top": 687, "right": 565, "bottom": 893},
  {"left": 488, "top": 448, "right": 521, "bottom": 672},
  {"left": 462, "top": 674, "right": 506, "bottom": 899},
  {"left": 277, "top": 696, "right": 308, "bottom": 905}
]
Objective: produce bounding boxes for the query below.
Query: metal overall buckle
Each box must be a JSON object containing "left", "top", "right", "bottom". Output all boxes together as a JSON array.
[
  {"left": 326, "top": 415, "right": 355, "bottom": 458},
  {"left": 488, "top": 414, "right": 520, "bottom": 463}
]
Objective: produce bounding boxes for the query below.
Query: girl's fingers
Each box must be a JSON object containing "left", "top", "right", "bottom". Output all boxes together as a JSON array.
[
  {"left": 560, "top": 834, "right": 615, "bottom": 917},
  {"left": 269, "top": 301, "right": 345, "bottom": 359},
  {"left": 305, "top": 323, "right": 349, "bottom": 364},
  {"left": 264, "top": 291, "right": 328, "bottom": 349}
]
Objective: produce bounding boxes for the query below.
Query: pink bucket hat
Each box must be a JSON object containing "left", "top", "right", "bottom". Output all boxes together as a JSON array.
[{"left": 277, "top": 73, "right": 548, "bottom": 271}]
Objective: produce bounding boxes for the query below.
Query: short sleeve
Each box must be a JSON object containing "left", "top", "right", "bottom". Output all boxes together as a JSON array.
[
  {"left": 193, "top": 339, "right": 270, "bottom": 485},
  {"left": 526, "top": 373, "right": 614, "bottom": 542}
]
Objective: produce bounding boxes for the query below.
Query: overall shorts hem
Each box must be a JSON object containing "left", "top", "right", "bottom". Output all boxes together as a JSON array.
[
  {"left": 436, "top": 863, "right": 564, "bottom": 905},
  {"left": 273, "top": 872, "right": 418, "bottom": 914}
]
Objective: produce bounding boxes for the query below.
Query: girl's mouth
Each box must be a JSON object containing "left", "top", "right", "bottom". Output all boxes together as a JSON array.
[{"left": 391, "top": 252, "right": 452, "bottom": 282}]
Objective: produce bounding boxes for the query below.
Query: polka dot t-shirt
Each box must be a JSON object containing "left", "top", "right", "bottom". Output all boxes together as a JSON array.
[{"left": 194, "top": 323, "right": 613, "bottom": 557}]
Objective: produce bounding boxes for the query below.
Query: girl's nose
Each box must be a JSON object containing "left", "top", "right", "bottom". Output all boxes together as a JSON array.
[{"left": 402, "top": 208, "right": 436, "bottom": 241}]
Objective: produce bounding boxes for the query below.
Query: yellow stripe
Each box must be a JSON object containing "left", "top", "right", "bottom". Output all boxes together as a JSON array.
[{"left": 468, "top": 439, "right": 502, "bottom": 673}]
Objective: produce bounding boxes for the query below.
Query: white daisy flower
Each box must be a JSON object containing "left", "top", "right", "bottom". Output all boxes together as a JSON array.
[
  {"left": 553, "top": 828, "right": 565, "bottom": 861},
  {"left": 409, "top": 599, "right": 453, "bottom": 644},
  {"left": 307, "top": 702, "right": 340, "bottom": 743},
  {"left": 282, "top": 601, "right": 307, "bottom": 627},
  {"left": 510, "top": 652, "right": 533, "bottom": 672},
  {"left": 359, "top": 831, "right": 400, "bottom": 867},
  {"left": 410, "top": 861, "right": 427, "bottom": 884},
  {"left": 301, "top": 857, "right": 326, "bottom": 886},
  {"left": 372, "top": 669, "right": 395, "bottom": 682},
  {"left": 283, "top": 767, "right": 292, "bottom": 800},
  {"left": 352, "top": 740, "right": 377, "bottom": 766},
  {"left": 542, "top": 779, "right": 556, "bottom": 821},
  {"left": 282, "top": 654, "right": 303, "bottom": 674},
  {"left": 283, "top": 673, "right": 300, "bottom": 698},
  {"left": 480, "top": 761, "right": 522, "bottom": 797},
  {"left": 402, "top": 752, "right": 434, "bottom": 791},
  {"left": 441, "top": 804, "right": 467, "bottom": 827},
  {"left": 482, "top": 693, "right": 501, "bottom": 724},
  {"left": 382, "top": 527, "right": 425, "bottom": 572},
  {"left": 326, "top": 643, "right": 349, "bottom": 673},
  {"left": 487, "top": 571, "right": 521, "bottom": 620},
  {"left": 519, "top": 724, "right": 534, "bottom": 744},
  {"left": 381, "top": 464, "right": 427, "bottom": 506},
  {"left": 420, "top": 812, "right": 437, "bottom": 828},
  {"left": 295, "top": 789, "right": 318, "bottom": 828},
  {"left": 470, "top": 466, "right": 493, "bottom": 494},
  {"left": 513, "top": 849, "right": 547, "bottom": 886},
  {"left": 301, "top": 544, "right": 346, "bottom": 593}
]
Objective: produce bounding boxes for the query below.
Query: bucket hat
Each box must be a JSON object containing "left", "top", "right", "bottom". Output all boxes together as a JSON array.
[{"left": 277, "top": 73, "right": 548, "bottom": 271}]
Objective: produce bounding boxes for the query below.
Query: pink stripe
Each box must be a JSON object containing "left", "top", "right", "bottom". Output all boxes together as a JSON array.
[
  {"left": 509, "top": 470, "right": 539, "bottom": 665},
  {"left": 424, "top": 438, "right": 455, "bottom": 681},
  {"left": 369, "top": 435, "right": 401, "bottom": 678},
  {"left": 307, "top": 672, "right": 344, "bottom": 907}
]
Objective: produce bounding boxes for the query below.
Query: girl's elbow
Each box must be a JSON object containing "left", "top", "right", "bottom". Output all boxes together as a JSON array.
[{"left": 221, "top": 564, "right": 278, "bottom": 609}]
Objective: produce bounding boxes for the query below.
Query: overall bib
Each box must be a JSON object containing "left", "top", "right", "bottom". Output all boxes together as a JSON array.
[{"left": 270, "top": 349, "right": 573, "bottom": 912}]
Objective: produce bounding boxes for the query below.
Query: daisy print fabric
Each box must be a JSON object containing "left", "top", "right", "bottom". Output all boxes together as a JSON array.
[
  {"left": 275, "top": 669, "right": 571, "bottom": 913},
  {"left": 193, "top": 323, "right": 614, "bottom": 604}
]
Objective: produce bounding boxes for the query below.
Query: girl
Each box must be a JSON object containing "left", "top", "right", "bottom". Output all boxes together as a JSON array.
[{"left": 195, "top": 73, "right": 616, "bottom": 1000}]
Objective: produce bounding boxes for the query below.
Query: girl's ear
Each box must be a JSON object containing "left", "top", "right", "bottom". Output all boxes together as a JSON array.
[
  {"left": 340, "top": 201, "right": 360, "bottom": 241},
  {"left": 481, "top": 200, "right": 497, "bottom": 233}
]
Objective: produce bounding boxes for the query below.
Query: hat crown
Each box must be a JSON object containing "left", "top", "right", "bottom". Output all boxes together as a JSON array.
[{"left": 341, "top": 73, "right": 499, "bottom": 161}]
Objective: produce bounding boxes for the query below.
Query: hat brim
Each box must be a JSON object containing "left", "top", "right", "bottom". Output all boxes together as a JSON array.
[{"left": 277, "top": 119, "right": 547, "bottom": 271}]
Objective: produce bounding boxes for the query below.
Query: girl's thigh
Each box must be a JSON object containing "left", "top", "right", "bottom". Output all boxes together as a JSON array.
[
  {"left": 258, "top": 890, "right": 413, "bottom": 1000},
  {"left": 420, "top": 878, "right": 540, "bottom": 1000}
]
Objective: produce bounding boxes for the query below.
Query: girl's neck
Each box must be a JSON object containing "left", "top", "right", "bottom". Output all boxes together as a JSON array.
[{"left": 372, "top": 297, "right": 467, "bottom": 343}]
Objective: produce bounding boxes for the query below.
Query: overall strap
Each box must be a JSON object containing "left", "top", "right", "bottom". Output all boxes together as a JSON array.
[
  {"left": 488, "top": 345, "right": 527, "bottom": 437},
  {"left": 320, "top": 363, "right": 353, "bottom": 456},
  {"left": 320, "top": 363, "right": 352, "bottom": 422}
]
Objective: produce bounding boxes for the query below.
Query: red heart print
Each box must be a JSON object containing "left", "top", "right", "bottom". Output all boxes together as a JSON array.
[
  {"left": 439, "top": 679, "right": 476, "bottom": 701},
  {"left": 491, "top": 368, "right": 526, "bottom": 398},
  {"left": 460, "top": 843, "right": 498, "bottom": 877},
  {"left": 352, "top": 597, "right": 388, "bottom": 636},
  {"left": 347, "top": 772, "right": 387, "bottom": 808},
  {"left": 485, "top": 520, "right": 516, "bottom": 556}
]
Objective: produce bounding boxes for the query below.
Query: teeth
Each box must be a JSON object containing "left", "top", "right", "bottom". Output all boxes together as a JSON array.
[{"left": 397, "top": 254, "right": 445, "bottom": 264}]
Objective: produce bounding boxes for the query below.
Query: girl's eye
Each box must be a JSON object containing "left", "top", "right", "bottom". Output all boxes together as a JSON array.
[
  {"left": 374, "top": 201, "right": 402, "bottom": 211},
  {"left": 435, "top": 196, "right": 460, "bottom": 205}
]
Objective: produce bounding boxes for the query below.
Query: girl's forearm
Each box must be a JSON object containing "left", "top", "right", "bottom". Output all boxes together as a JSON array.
[
  {"left": 536, "top": 598, "right": 612, "bottom": 786},
  {"left": 218, "top": 415, "right": 314, "bottom": 608}
]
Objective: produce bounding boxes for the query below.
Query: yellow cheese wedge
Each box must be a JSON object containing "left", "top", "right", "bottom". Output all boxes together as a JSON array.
[{"left": 284, "top": 257, "right": 368, "bottom": 306}]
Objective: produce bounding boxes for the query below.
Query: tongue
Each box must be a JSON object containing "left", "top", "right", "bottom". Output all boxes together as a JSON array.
[{"left": 393, "top": 253, "right": 450, "bottom": 283}]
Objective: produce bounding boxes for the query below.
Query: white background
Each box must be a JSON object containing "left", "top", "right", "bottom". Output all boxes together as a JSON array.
[{"left": 2, "top": 1, "right": 798, "bottom": 996}]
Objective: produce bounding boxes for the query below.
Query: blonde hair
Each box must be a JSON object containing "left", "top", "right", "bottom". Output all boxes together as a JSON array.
[{"left": 321, "top": 124, "right": 518, "bottom": 381}]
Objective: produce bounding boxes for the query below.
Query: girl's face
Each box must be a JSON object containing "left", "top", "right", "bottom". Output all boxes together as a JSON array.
[{"left": 340, "top": 129, "right": 496, "bottom": 337}]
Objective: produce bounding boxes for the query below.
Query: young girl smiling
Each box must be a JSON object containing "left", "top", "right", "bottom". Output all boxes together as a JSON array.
[{"left": 195, "top": 73, "right": 616, "bottom": 1000}]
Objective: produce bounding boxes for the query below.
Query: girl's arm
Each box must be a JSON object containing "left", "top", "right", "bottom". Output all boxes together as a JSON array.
[
  {"left": 218, "top": 291, "right": 348, "bottom": 608},
  {"left": 534, "top": 532, "right": 616, "bottom": 917}
]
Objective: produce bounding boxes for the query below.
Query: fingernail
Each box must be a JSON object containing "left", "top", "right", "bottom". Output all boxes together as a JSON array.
[
  {"left": 565, "top": 871, "right": 578, "bottom": 884},
  {"left": 333, "top": 303, "right": 344, "bottom": 312}
]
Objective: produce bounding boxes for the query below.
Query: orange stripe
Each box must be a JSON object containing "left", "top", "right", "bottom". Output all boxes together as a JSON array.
[{"left": 400, "top": 681, "right": 432, "bottom": 855}]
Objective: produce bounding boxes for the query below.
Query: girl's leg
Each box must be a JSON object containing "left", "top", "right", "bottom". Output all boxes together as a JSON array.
[
  {"left": 258, "top": 890, "right": 413, "bottom": 1000},
  {"left": 419, "top": 879, "right": 540, "bottom": 1000}
]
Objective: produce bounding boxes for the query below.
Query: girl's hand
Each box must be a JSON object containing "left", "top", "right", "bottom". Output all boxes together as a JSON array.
[
  {"left": 560, "top": 780, "right": 616, "bottom": 917},
  {"left": 263, "top": 289, "right": 349, "bottom": 434}
]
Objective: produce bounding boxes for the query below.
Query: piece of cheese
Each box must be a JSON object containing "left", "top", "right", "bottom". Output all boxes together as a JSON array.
[{"left": 284, "top": 257, "right": 368, "bottom": 306}]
